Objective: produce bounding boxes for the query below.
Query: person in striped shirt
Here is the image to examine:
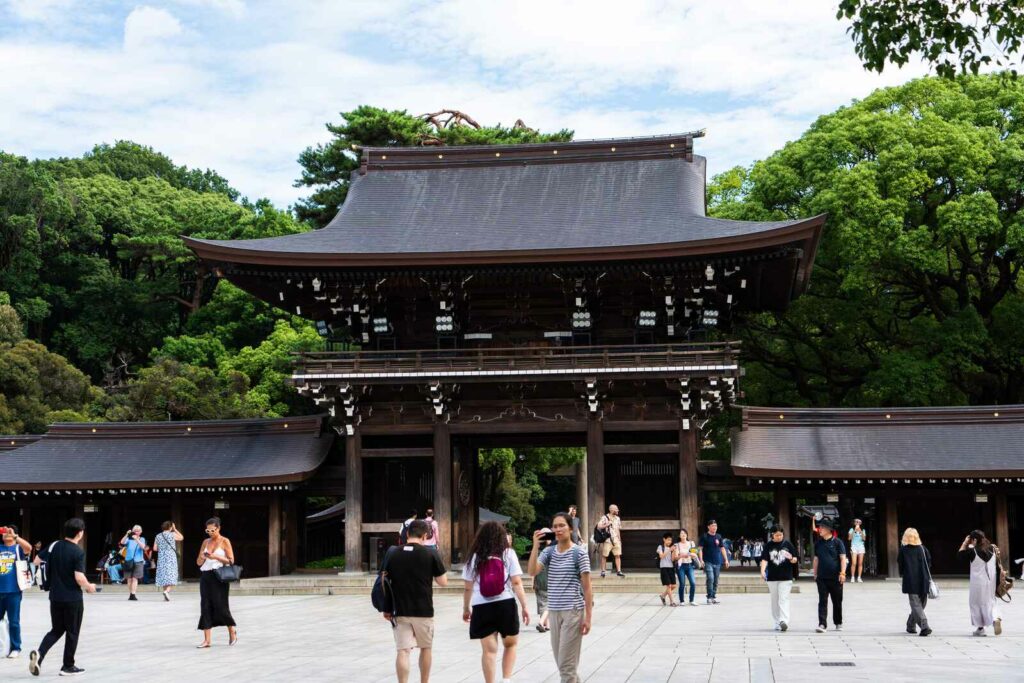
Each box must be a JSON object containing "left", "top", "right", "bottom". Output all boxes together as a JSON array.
[{"left": 528, "top": 512, "right": 594, "bottom": 683}]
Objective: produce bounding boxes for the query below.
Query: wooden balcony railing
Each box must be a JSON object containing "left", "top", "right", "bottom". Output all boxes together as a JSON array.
[{"left": 292, "top": 342, "right": 740, "bottom": 378}]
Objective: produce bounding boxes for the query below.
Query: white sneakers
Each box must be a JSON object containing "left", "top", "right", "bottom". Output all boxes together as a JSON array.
[{"left": 6, "top": 650, "right": 20, "bottom": 659}]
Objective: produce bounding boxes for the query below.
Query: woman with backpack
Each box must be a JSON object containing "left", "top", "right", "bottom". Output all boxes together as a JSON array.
[
  {"left": 958, "top": 530, "right": 1003, "bottom": 636},
  {"left": 529, "top": 511, "right": 594, "bottom": 683},
  {"left": 461, "top": 522, "right": 530, "bottom": 683}
]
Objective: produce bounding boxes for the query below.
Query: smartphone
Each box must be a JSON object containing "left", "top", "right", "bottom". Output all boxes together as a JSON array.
[
  {"left": 95, "top": 586, "right": 103, "bottom": 593},
  {"left": 541, "top": 531, "right": 556, "bottom": 542}
]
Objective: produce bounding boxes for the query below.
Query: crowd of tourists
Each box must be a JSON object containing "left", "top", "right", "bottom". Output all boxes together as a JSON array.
[{"left": 0, "top": 506, "right": 1015, "bottom": 681}]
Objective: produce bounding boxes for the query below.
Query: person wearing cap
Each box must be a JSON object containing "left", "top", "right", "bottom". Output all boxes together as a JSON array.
[{"left": 812, "top": 516, "right": 848, "bottom": 633}]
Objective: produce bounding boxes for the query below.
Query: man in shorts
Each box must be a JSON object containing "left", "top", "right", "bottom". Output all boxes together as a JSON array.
[
  {"left": 598, "top": 504, "right": 625, "bottom": 578},
  {"left": 384, "top": 519, "right": 448, "bottom": 683}
]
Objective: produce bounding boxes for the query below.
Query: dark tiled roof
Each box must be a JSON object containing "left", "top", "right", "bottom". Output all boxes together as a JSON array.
[
  {"left": 0, "top": 416, "right": 333, "bottom": 490},
  {"left": 184, "top": 134, "right": 824, "bottom": 269},
  {"left": 1, "top": 435, "right": 41, "bottom": 452},
  {"left": 731, "top": 405, "right": 1024, "bottom": 477}
]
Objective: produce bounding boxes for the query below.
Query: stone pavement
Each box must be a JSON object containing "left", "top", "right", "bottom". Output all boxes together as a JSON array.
[{"left": 2, "top": 582, "right": 1023, "bottom": 682}]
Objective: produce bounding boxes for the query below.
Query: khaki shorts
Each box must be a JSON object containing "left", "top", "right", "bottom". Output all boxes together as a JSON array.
[
  {"left": 393, "top": 616, "right": 434, "bottom": 650},
  {"left": 601, "top": 538, "right": 622, "bottom": 557}
]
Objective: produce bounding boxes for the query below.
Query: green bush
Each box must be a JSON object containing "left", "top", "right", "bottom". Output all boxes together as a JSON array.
[{"left": 305, "top": 555, "right": 345, "bottom": 570}]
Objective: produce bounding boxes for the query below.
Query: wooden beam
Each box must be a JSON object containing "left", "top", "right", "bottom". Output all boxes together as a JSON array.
[
  {"left": 586, "top": 419, "right": 605, "bottom": 548},
  {"left": 344, "top": 432, "right": 363, "bottom": 573},
  {"left": 679, "top": 427, "right": 700, "bottom": 537},
  {"left": 885, "top": 493, "right": 899, "bottom": 579},
  {"left": 604, "top": 420, "right": 680, "bottom": 432},
  {"left": 362, "top": 522, "right": 399, "bottom": 534},
  {"left": 604, "top": 444, "right": 678, "bottom": 454},
  {"left": 995, "top": 492, "right": 1011, "bottom": 564},
  {"left": 434, "top": 422, "right": 452, "bottom": 566},
  {"left": 362, "top": 448, "right": 434, "bottom": 459},
  {"left": 268, "top": 494, "right": 282, "bottom": 576}
]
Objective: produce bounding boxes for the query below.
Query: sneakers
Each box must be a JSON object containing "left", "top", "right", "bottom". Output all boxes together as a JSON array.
[
  {"left": 6, "top": 650, "right": 20, "bottom": 659},
  {"left": 994, "top": 619, "right": 1003, "bottom": 636},
  {"left": 128, "top": 594, "right": 138, "bottom": 601},
  {"left": 919, "top": 628, "right": 932, "bottom": 637},
  {"left": 973, "top": 627, "right": 987, "bottom": 637},
  {"left": 59, "top": 667, "right": 85, "bottom": 676},
  {"left": 906, "top": 626, "right": 917, "bottom": 634},
  {"left": 29, "top": 650, "right": 39, "bottom": 676},
  {"left": 660, "top": 595, "right": 666, "bottom": 606},
  {"left": 816, "top": 624, "right": 827, "bottom": 633},
  {"left": 616, "top": 571, "right": 625, "bottom": 578},
  {"left": 835, "top": 624, "right": 843, "bottom": 631},
  {"left": 600, "top": 571, "right": 606, "bottom": 578},
  {"left": 857, "top": 577, "right": 863, "bottom": 583},
  {"left": 709, "top": 598, "right": 719, "bottom": 604},
  {"left": 780, "top": 622, "right": 788, "bottom": 632},
  {"left": 163, "top": 591, "right": 171, "bottom": 602}
]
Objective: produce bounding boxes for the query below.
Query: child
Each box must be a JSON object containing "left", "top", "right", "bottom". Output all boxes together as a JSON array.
[{"left": 657, "top": 532, "right": 678, "bottom": 606}]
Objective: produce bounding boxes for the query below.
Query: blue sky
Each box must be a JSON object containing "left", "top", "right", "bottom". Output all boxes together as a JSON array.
[{"left": 0, "top": 0, "right": 926, "bottom": 208}]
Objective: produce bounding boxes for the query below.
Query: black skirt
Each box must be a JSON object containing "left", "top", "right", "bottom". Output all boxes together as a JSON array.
[{"left": 198, "top": 569, "right": 236, "bottom": 630}]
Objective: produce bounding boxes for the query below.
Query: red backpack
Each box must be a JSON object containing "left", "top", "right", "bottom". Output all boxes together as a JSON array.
[{"left": 478, "top": 555, "right": 508, "bottom": 598}]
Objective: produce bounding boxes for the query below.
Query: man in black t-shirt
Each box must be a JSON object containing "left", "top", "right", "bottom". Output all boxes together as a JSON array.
[
  {"left": 812, "top": 517, "right": 848, "bottom": 633},
  {"left": 30, "top": 517, "right": 97, "bottom": 677},
  {"left": 383, "top": 519, "right": 448, "bottom": 683},
  {"left": 759, "top": 525, "right": 799, "bottom": 632}
]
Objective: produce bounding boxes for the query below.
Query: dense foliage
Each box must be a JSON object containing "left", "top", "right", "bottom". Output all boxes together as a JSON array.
[
  {"left": 710, "top": 74, "right": 1024, "bottom": 407},
  {"left": 837, "top": 0, "right": 1024, "bottom": 77}
]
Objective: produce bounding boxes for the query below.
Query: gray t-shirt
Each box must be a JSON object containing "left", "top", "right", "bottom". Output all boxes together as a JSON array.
[{"left": 658, "top": 545, "right": 674, "bottom": 568}]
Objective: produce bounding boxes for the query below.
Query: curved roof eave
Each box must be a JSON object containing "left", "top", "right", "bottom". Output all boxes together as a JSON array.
[{"left": 182, "top": 213, "right": 826, "bottom": 270}]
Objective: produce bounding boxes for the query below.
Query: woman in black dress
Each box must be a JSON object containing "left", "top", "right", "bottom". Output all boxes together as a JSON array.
[{"left": 196, "top": 517, "right": 237, "bottom": 647}]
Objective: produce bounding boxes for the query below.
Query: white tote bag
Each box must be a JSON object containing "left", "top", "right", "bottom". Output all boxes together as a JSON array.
[{"left": 15, "top": 547, "right": 34, "bottom": 591}]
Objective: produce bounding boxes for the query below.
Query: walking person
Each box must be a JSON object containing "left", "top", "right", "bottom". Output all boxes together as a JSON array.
[
  {"left": 760, "top": 525, "right": 798, "bottom": 632},
  {"left": 528, "top": 512, "right": 594, "bottom": 683},
  {"left": 421, "top": 509, "right": 439, "bottom": 549},
  {"left": 657, "top": 533, "right": 678, "bottom": 606},
  {"left": 675, "top": 528, "right": 700, "bottom": 606},
  {"left": 741, "top": 539, "right": 752, "bottom": 567},
  {"left": 0, "top": 525, "right": 32, "bottom": 658},
  {"left": 597, "top": 505, "right": 624, "bottom": 578},
  {"left": 848, "top": 519, "right": 867, "bottom": 582},
  {"left": 812, "top": 517, "right": 847, "bottom": 633},
  {"left": 897, "top": 528, "right": 933, "bottom": 636},
  {"left": 698, "top": 520, "right": 729, "bottom": 604},
  {"left": 119, "top": 525, "right": 147, "bottom": 601},
  {"left": 383, "top": 519, "right": 449, "bottom": 683},
  {"left": 29, "top": 518, "right": 97, "bottom": 677},
  {"left": 958, "top": 530, "right": 1002, "bottom": 636},
  {"left": 567, "top": 506, "right": 582, "bottom": 545},
  {"left": 154, "top": 521, "right": 183, "bottom": 601},
  {"left": 196, "top": 517, "right": 237, "bottom": 648},
  {"left": 462, "top": 522, "right": 530, "bottom": 683}
]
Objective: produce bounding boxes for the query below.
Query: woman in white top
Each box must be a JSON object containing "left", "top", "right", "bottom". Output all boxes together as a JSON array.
[
  {"left": 958, "top": 529, "right": 1002, "bottom": 636},
  {"left": 462, "top": 522, "right": 530, "bottom": 683},
  {"left": 195, "top": 517, "right": 237, "bottom": 648},
  {"left": 675, "top": 528, "right": 701, "bottom": 605}
]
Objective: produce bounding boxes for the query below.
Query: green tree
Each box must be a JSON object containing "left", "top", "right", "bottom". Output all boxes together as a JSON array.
[
  {"left": 837, "top": 0, "right": 1024, "bottom": 77},
  {"left": 295, "top": 106, "right": 574, "bottom": 227},
  {"left": 477, "top": 447, "right": 584, "bottom": 531},
  {"left": 713, "top": 75, "right": 1024, "bottom": 407}
]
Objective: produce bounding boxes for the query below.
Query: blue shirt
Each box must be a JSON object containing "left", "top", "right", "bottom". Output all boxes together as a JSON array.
[
  {"left": 125, "top": 537, "right": 146, "bottom": 562},
  {"left": 699, "top": 533, "right": 726, "bottom": 565},
  {"left": 0, "top": 543, "right": 20, "bottom": 593},
  {"left": 814, "top": 535, "right": 847, "bottom": 580}
]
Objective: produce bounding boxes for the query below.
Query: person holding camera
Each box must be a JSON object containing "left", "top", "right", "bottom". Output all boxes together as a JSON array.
[
  {"left": 119, "top": 525, "right": 147, "bottom": 601},
  {"left": 155, "top": 521, "right": 183, "bottom": 601},
  {"left": 29, "top": 518, "right": 97, "bottom": 677},
  {"left": 0, "top": 525, "right": 32, "bottom": 658},
  {"left": 196, "top": 517, "right": 237, "bottom": 648}
]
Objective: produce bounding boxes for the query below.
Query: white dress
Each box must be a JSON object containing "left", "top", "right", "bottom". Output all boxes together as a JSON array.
[{"left": 968, "top": 548, "right": 998, "bottom": 627}]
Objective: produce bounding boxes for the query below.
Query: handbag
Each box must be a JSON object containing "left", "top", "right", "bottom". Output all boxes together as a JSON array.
[
  {"left": 214, "top": 564, "right": 243, "bottom": 583},
  {"left": 371, "top": 547, "right": 397, "bottom": 616},
  {"left": 15, "top": 547, "right": 33, "bottom": 591},
  {"left": 593, "top": 517, "right": 611, "bottom": 544},
  {"left": 923, "top": 547, "right": 939, "bottom": 599}
]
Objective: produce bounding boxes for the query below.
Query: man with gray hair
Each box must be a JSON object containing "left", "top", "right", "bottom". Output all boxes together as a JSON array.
[{"left": 119, "top": 525, "right": 147, "bottom": 601}]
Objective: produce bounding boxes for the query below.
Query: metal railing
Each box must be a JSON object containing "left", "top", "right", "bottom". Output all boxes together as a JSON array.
[{"left": 292, "top": 342, "right": 739, "bottom": 376}]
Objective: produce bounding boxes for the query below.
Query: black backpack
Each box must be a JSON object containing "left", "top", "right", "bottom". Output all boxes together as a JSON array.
[
  {"left": 37, "top": 541, "right": 59, "bottom": 592},
  {"left": 593, "top": 517, "right": 611, "bottom": 544},
  {"left": 399, "top": 520, "right": 412, "bottom": 545},
  {"left": 371, "top": 547, "right": 398, "bottom": 616}
]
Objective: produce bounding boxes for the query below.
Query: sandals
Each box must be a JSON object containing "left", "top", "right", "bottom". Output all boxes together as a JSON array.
[{"left": 196, "top": 643, "right": 211, "bottom": 649}]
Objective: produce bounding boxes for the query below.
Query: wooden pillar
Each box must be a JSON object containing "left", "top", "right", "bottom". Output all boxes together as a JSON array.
[
  {"left": 774, "top": 490, "right": 791, "bottom": 538},
  {"left": 20, "top": 505, "right": 31, "bottom": 543},
  {"left": 344, "top": 432, "right": 363, "bottom": 573},
  {"left": 284, "top": 495, "right": 298, "bottom": 574},
  {"left": 586, "top": 419, "right": 604, "bottom": 547},
  {"left": 74, "top": 501, "right": 86, "bottom": 551},
  {"left": 171, "top": 493, "right": 183, "bottom": 581},
  {"left": 885, "top": 493, "right": 899, "bottom": 579},
  {"left": 433, "top": 422, "right": 452, "bottom": 566},
  {"left": 995, "top": 492, "right": 1010, "bottom": 563},
  {"left": 575, "top": 457, "right": 588, "bottom": 547},
  {"left": 268, "top": 494, "right": 282, "bottom": 576},
  {"left": 679, "top": 427, "right": 700, "bottom": 537}
]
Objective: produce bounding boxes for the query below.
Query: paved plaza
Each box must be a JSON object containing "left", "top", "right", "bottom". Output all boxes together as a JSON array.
[{"left": 2, "top": 582, "right": 1023, "bottom": 682}]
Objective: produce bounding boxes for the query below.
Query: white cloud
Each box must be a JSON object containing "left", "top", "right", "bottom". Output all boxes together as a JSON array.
[
  {"left": 3, "top": 0, "right": 74, "bottom": 22},
  {"left": 123, "top": 6, "right": 183, "bottom": 52},
  {"left": 0, "top": 0, "right": 936, "bottom": 206}
]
